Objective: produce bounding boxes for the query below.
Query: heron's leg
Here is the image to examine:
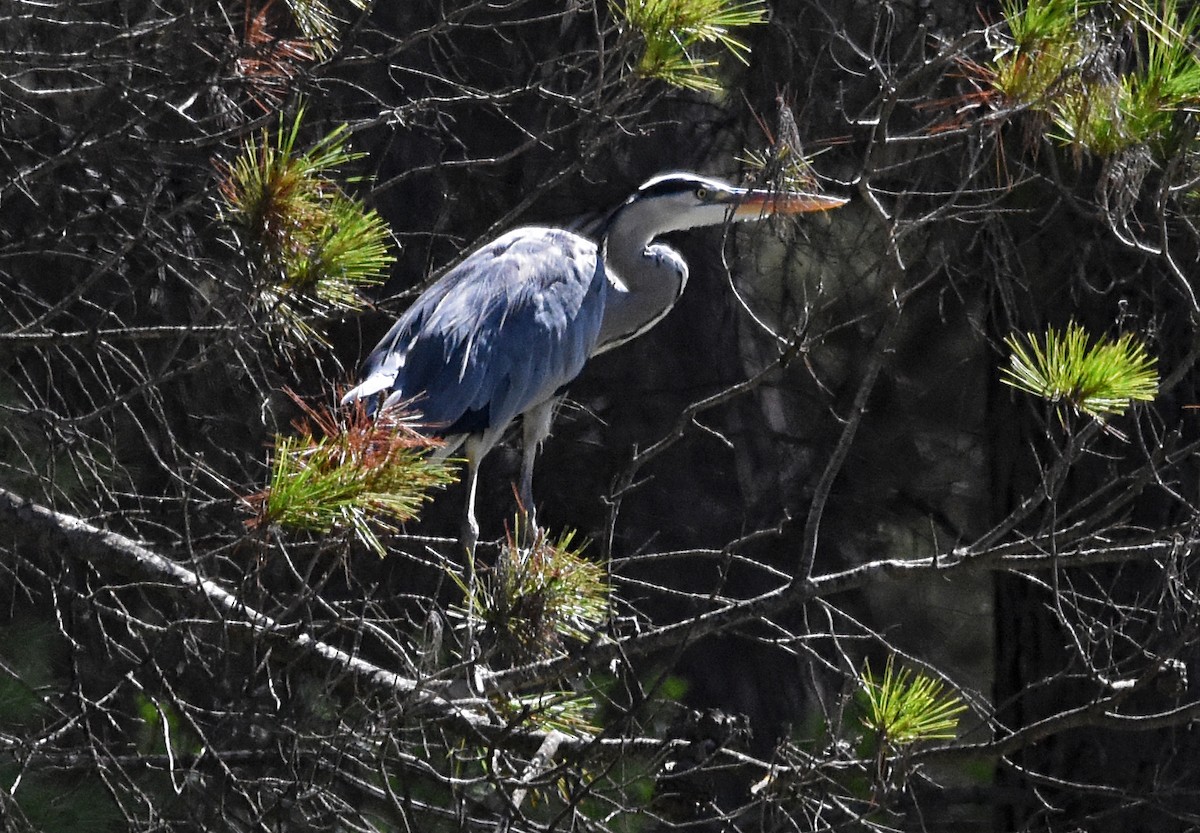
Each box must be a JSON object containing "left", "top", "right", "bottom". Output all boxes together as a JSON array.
[
  {"left": 461, "top": 460, "right": 480, "bottom": 559},
  {"left": 460, "top": 437, "right": 487, "bottom": 670},
  {"left": 518, "top": 397, "right": 557, "bottom": 542},
  {"left": 460, "top": 437, "right": 486, "bottom": 559}
]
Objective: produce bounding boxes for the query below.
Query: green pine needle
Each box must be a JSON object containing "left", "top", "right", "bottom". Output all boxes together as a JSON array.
[
  {"left": 737, "top": 146, "right": 823, "bottom": 195},
  {"left": 283, "top": 193, "right": 395, "bottom": 301},
  {"left": 992, "top": 0, "right": 1099, "bottom": 104},
  {"left": 1002, "top": 322, "right": 1159, "bottom": 418},
  {"left": 245, "top": 397, "right": 455, "bottom": 556},
  {"left": 457, "top": 529, "right": 610, "bottom": 662},
  {"left": 497, "top": 690, "right": 600, "bottom": 738},
  {"left": 220, "top": 107, "right": 395, "bottom": 343},
  {"left": 998, "top": 0, "right": 1095, "bottom": 57},
  {"left": 859, "top": 656, "right": 966, "bottom": 747},
  {"left": 617, "top": 0, "right": 767, "bottom": 92},
  {"left": 993, "top": 0, "right": 1200, "bottom": 157},
  {"left": 283, "top": 0, "right": 366, "bottom": 57}
]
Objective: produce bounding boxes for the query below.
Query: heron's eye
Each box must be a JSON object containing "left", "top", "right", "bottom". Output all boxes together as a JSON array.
[{"left": 695, "top": 187, "right": 709, "bottom": 200}]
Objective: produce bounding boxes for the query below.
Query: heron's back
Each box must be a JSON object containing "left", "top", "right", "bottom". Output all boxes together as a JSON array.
[{"left": 344, "top": 227, "right": 607, "bottom": 437}]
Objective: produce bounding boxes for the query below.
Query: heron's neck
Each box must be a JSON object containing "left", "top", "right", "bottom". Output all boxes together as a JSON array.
[{"left": 593, "top": 203, "right": 688, "bottom": 354}]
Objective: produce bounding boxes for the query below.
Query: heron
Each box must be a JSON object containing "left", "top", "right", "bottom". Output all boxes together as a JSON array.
[{"left": 342, "top": 172, "right": 847, "bottom": 555}]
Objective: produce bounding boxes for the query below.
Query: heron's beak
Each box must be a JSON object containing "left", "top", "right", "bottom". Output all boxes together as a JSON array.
[{"left": 729, "top": 189, "right": 849, "bottom": 219}]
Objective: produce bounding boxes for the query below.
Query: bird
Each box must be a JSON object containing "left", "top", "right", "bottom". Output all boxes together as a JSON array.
[{"left": 342, "top": 172, "right": 847, "bottom": 555}]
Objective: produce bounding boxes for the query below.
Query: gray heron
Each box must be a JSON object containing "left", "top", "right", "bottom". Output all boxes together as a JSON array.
[{"left": 342, "top": 172, "right": 847, "bottom": 554}]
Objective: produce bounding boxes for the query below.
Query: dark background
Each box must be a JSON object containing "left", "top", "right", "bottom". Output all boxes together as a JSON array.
[{"left": 3, "top": 1, "right": 1199, "bottom": 830}]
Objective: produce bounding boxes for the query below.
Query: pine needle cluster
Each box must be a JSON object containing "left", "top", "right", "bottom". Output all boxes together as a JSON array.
[
  {"left": 858, "top": 656, "right": 967, "bottom": 750},
  {"left": 219, "top": 107, "right": 395, "bottom": 344},
  {"left": 992, "top": 0, "right": 1092, "bottom": 104},
  {"left": 737, "top": 146, "right": 821, "bottom": 194},
  {"left": 736, "top": 96, "right": 834, "bottom": 201},
  {"left": 463, "top": 529, "right": 610, "bottom": 664},
  {"left": 244, "top": 396, "right": 454, "bottom": 555},
  {"left": 1002, "top": 322, "right": 1159, "bottom": 418},
  {"left": 992, "top": 0, "right": 1200, "bottom": 158},
  {"left": 616, "top": 0, "right": 767, "bottom": 92},
  {"left": 233, "top": 0, "right": 366, "bottom": 110},
  {"left": 236, "top": 3, "right": 318, "bottom": 111},
  {"left": 496, "top": 690, "right": 600, "bottom": 738},
  {"left": 283, "top": 0, "right": 364, "bottom": 57}
]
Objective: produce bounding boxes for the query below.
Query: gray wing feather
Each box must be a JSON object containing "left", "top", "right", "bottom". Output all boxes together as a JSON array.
[{"left": 345, "top": 227, "right": 606, "bottom": 436}]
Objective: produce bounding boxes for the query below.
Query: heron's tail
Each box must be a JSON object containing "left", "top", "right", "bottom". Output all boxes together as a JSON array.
[{"left": 340, "top": 372, "right": 396, "bottom": 407}]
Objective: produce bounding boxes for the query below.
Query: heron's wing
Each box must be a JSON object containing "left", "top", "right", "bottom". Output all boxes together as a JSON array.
[{"left": 344, "top": 228, "right": 605, "bottom": 436}]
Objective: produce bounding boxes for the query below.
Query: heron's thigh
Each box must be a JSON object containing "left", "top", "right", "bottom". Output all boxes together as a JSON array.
[{"left": 522, "top": 397, "right": 558, "bottom": 451}]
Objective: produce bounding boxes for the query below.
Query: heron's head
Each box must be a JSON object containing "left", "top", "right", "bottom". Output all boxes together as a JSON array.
[{"left": 625, "top": 172, "right": 848, "bottom": 235}]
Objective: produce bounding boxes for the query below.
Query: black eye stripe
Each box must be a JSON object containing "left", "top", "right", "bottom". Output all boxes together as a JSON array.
[{"left": 637, "top": 178, "right": 712, "bottom": 199}]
